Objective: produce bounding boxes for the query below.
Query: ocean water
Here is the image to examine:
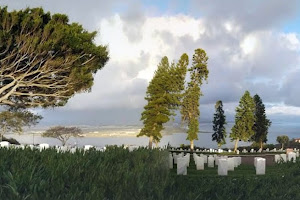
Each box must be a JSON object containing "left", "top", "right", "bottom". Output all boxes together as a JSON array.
[{"left": 7, "top": 122, "right": 300, "bottom": 148}]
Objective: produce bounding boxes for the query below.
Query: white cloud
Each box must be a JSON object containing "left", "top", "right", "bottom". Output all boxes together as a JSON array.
[{"left": 266, "top": 105, "right": 300, "bottom": 116}]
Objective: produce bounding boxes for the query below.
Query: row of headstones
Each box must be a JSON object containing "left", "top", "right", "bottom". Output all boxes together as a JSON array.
[
  {"left": 0, "top": 142, "right": 104, "bottom": 152},
  {"left": 171, "top": 147, "right": 296, "bottom": 153},
  {"left": 274, "top": 152, "right": 298, "bottom": 163},
  {"left": 170, "top": 153, "right": 242, "bottom": 176}
]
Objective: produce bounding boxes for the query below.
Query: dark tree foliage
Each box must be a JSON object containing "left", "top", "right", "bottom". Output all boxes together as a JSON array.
[
  {"left": 42, "top": 126, "right": 82, "bottom": 146},
  {"left": 230, "top": 91, "right": 255, "bottom": 152},
  {"left": 138, "top": 54, "right": 188, "bottom": 148},
  {"left": 0, "top": 107, "right": 42, "bottom": 140},
  {"left": 0, "top": 7, "right": 109, "bottom": 108},
  {"left": 276, "top": 135, "right": 289, "bottom": 149},
  {"left": 181, "top": 48, "right": 209, "bottom": 150},
  {"left": 212, "top": 100, "right": 227, "bottom": 147},
  {"left": 252, "top": 94, "right": 271, "bottom": 149}
]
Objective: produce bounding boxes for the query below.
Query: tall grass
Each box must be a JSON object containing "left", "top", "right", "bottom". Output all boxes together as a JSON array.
[
  {"left": 0, "top": 147, "right": 300, "bottom": 199},
  {"left": 0, "top": 146, "right": 170, "bottom": 200}
]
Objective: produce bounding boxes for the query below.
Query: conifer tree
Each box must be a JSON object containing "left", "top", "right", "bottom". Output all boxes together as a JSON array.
[
  {"left": 138, "top": 54, "right": 188, "bottom": 148},
  {"left": 230, "top": 91, "right": 255, "bottom": 152},
  {"left": 181, "top": 49, "right": 209, "bottom": 150},
  {"left": 252, "top": 94, "right": 271, "bottom": 149},
  {"left": 212, "top": 100, "right": 227, "bottom": 147},
  {"left": 0, "top": 7, "right": 109, "bottom": 108}
]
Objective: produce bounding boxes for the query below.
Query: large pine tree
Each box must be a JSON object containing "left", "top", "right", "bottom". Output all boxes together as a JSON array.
[
  {"left": 212, "top": 100, "right": 227, "bottom": 147},
  {"left": 230, "top": 91, "right": 255, "bottom": 152},
  {"left": 138, "top": 54, "right": 188, "bottom": 148},
  {"left": 181, "top": 48, "right": 209, "bottom": 150},
  {"left": 252, "top": 94, "right": 271, "bottom": 149}
]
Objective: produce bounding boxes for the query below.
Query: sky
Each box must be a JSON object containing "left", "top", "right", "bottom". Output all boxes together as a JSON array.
[{"left": 1, "top": 0, "right": 300, "bottom": 126}]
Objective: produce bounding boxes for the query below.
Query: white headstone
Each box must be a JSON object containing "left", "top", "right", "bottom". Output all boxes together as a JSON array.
[
  {"left": 0, "top": 141, "right": 10, "bottom": 148},
  {"left": 236, "top": 150, "right": 240, "bottom": 154},
  {"left": 266, "top": 148, "right": 269, "bottom": 152},
  {"left": 256, "top": 158, "right": 266, "bottom": 175},
  {"left": 227, "top": 158, "right": 235, "bottom": 171},
  {"left": 280, "top": 154, "right": 287, "bottom": 162},
  {"left": 233, "top": 157, "right": 239, "bottom": 167},
  {"left": 251, "top": 149, "right": 254, "bottom": 153},
  {"left": 288, "top": 152, "right": 296, "bottom": 163},
  {"left": 208, "top": 156, "right": 214, "bottom": 168},
  {"left": 258, "top": 148, "right": 262, "bottom": 153},
  {"left": 296, "top": 152, "right": 299, "bottom": 157},
  {"left": 218, "top": 159, "right": 228, "bottom": 176},
  {"left": 254, "top": 157, "right": 261, "bottom": 167},
  {"left": 183, "top": 154, "right": 190, "bottom": 167},
  {"left": 274, "top": 154, "right": 281, "bottom": 163},
  {"left": 169, "top": 154, "right": 173, "bottom": 169},
  {"left": 201, "top": 155, "right": 208, "bottom": 164},
  {"left": 39, "top": 143, "right": 49, "bottom": 150},
  {"left": 84, "top": 145, "right": 93, "bottom": 151},
  {"left": 177, "top": 157, "right": 187, "bottom": 175},
  {"left": 228, "top": 149, "right": 232, "bottom": 153},
  {"left": 242, "top": 149, "right": 247, "bottom": 153},
  {"left": 273, "top": 148, "right": 277, "bottom": 152},
  {"left": 218, "top": 149, "right": 223, "bottom": 153},
  {"left": 196, "top": 156, "right": 204, "bottom": 170}
]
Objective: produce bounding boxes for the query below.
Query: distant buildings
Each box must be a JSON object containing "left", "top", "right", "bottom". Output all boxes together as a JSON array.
[{"left": 294, "top": 138, "right": 300, "bottom": 143}]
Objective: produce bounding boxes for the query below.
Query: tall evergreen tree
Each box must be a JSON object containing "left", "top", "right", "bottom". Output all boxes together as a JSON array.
[
  {"left": 212, "top": 100, "right": 227, "bottom": 147},
  {"left": 230, "top": 91, "right": 255, "bottom": 152},
  {"left": 252, "top": 94, "right": 271, "bottom": 149},
  {"left": 181, "top": 48, "right": 209, "bottom": 150},
  {"left": 138, "top": 54, "right": 188, "bottom": 148}
]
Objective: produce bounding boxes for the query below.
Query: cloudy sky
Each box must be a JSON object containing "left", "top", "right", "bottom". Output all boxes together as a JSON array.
[{"left": 1, "top": 0, "right": 300, "bottom": 126}]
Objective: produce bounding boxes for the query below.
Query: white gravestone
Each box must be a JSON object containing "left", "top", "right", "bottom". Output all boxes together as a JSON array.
[
  {"left": 297, "top": 152, "right": 299, "bottom": 157},
  {"left": 0, "top": 141, "right": 10, "bottom": 148},
  {"left": 242, "top": 149, "right": 247, "bottom": 153},
  {"left": 250, "top": 149, "right": 254, "bottom": 153},
  {"left": 236, "top": 150, "right": 240, "bottom": 154},
  {"left": 84, "top": 145, "right": 93, "bottom": 151},
  {"left": 227, "top": 158, "right": 235, "bottom": 171},
  {"left": 280, "top": 154, "right": 287, "bottom": 162},
  {"left": 288, "top": 152, "right": 296, "bottom": 163},
  {"left": 218, "top": 159, "right": 228, "bottom": 176},
  {"left": 274, "top": 154, "right": 281, "bottom": 163},
  {"left": 196, "top": 156, "right": 205, "bottom": 170},
  {"left": 233, "top": 157, "right": 239, "bottom": 167},
  {"left": 208, "top": 156, "right": 214, "bottom": 168},
  {"left": 256, "top": 158, "right": 266, "bottom": 175},
  {"left": 201, "top": 155, "right": 208, "bottom": 164},
  {"left": 39, "top": 143, "right": 49, "bottom": 150},
  {"left": 169, "top": 154, "right": 173, "bottom": 169},
  {"left": 177, "top": 157, "right": 187, "bottom": 175},
  {"left": 228, "top": 149, "right": 232, "bottom": 153},
  {"left": 183, "top": 154, "right": 190, "bottom": 167},
  {"left": 254, "top": 157, "right": 262, "bottom": 167}
]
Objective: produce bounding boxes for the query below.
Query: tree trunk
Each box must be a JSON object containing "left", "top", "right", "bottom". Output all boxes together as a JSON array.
[
  {"left": 149, "top": 136, "right": 153, "bottom": 149},
  {"left": 190, "top": 140, "right": 194, "bottom": 151},
  {"left": 234, "top": 138, "right": 239, "bottom": 152},
  {"left": 260, "top": 140, "right": 263, "bottom": 150},
  {"left": 155, "top": 140, "right": 159, "bottom": 148}
]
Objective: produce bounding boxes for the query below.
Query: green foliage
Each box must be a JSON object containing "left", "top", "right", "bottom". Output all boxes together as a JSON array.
[
  {"left": 0, "top": 108, "right": 42, "bottom": 139},
  {"left": 252, "top": 94, "right": 271, "bottom": 148},
  {"left": 181, "top": 48, "right": 208, "bottom": 147},
  {"left": 42, "top": 126, "right": 82, "bottom": 146},
  {"left": 138, "top": 54, "right": 188, "bottom": 146},
  {"left": 212, "top": 100, "right": 227, "bottom": 147},
  {"left": 230, "top": 91, "right": 255, "bottom": 142},
  {"left": 0, "top": 7, "right": 109, "bottom": 108},
  {"left": 0, "top": 147, "right": 170, "bottom": 199},
  {"left": 276, "top": 135, "right": 289, "bottom": 149}
]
